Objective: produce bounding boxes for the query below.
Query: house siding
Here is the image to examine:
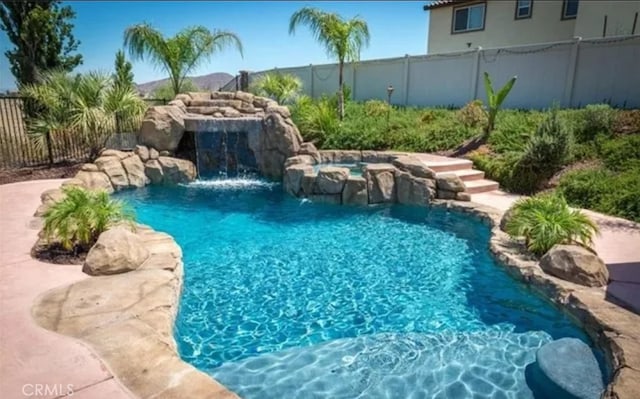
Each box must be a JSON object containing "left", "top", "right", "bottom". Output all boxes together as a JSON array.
[{"left": 428, "top": 0, "right": 577, "bottom": 53}]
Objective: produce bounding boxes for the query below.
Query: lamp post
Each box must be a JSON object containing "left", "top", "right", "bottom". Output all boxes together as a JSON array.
[{"left": 386, "top": 85, "right": 394, "bottom": 127}]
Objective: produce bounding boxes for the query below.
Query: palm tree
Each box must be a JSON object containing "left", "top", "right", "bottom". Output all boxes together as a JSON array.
[
  {"left": 250, "top": 72, "right": 302, "bottom": 105},
  {"left": 289, "top": 7, "right": 370, "bottom": 120},
  {"left": 124, "top": 23, "right": 243, "bottom": 98},
  {"left": 21, "top": 70, "right": 146, "bottom": 159}
]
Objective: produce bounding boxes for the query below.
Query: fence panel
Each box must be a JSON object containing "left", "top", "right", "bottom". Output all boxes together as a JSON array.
[
  {"left": 477, "top": 42, "right": 573, "bottom": 109},
  {"left": 0, "top": 97, "right": 160, "bottom": 169},
  {"left": 571, "top": 37, "right": 640, "bottom": 108},
  {"left": 249, "top": 34, "right": 640, "bottom": 109},
  {"left": 355, "top": 59, "right": 405, "bottom": 104}
]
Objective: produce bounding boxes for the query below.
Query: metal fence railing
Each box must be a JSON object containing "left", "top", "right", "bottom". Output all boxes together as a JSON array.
[{"left": 0, "top": 96, "right": 166, "bottom": 169}]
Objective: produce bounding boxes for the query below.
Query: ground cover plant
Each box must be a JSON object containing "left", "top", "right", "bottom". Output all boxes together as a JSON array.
[
  {"left": 34, "top": 186, "right": 135, "bottom": 263},
  {"left": 504, "top": 193, "right": 599, "bottom": 256}
]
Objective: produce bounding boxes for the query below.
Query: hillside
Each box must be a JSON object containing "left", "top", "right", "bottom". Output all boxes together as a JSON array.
[{"left": 136, "top": 72, "right": 234, "bottom": 95}]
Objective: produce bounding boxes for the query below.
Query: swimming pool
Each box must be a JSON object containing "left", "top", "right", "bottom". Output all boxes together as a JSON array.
[{"left": 118, "top": 179, "right": 602, "bottom": 398}]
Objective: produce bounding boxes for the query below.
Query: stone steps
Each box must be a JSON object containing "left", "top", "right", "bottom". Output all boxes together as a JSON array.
[
  {"left": 416, "top": 153, "right": 499, "bottom": 194},
  {"left": 464, "top": 179, "right": 500, "bottom": 194},
  {"left": 437, "top": 169, "right": 485, "bottom": 182},
  {"left": 422, "top": 158, "right": 473, "bottom": 173}
]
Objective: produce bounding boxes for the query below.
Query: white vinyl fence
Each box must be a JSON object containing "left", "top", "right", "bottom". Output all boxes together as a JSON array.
[{"left": 243, "top": 35, "right": 640, "bottom": 109}]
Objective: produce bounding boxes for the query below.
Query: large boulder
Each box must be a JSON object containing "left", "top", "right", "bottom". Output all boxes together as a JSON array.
[
  {"left": 395, "top": 171, "right": 433, "bottom": 206},
  {"left": 316, "top": 167, "right": 350, "bottom": 194},
  {"left": 121, "top": 155, "right": 149, "bottom": 188},
  {"left": 392, "top": 156, "right": 436, "bottom": 179},
  {"left": 342, "top": 176, "right": 368, "bottom": 206},
  {"left": 74, "top": 170, "right": 113, "bottom": 193},
  {"left": 300, "top": 173, "right": 317, "bottom": 196},
  {"left": 94, "top": 156, "right": 129, "bottom": 190},
  {"left": 83, "top": 227, "right": 149, "bottom": 276},
  {"left": 144, "top": 160, "right": 164, "bottom": 184},
  {"left": 528, "top": 338, "right": 604, "bottom": 399},
  {"left": 138, "top": 105, "right": 186, "bottom": 152},
  {"left": 284, "top": 164, "right": 313, "bottom": 196},
  {"left": 259, "top": 112, "right": 303, "bottom": 179},
  {"left": 135, "top": 145, "right": 150, "bottom": 162},
  {"left": 436, "top": 173, "right": 465, "bottom": 192},
  {"left": 539, "top": 245, "right": 609, "bottom": 287},
  {"left": 158, "top": 157, "right": 196, "bottom": 184},
  {"left": 364, "top": 164, "right": 397, "bottom": 204}
]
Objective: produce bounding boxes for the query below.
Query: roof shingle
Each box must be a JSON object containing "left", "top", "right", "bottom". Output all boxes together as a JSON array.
[{"left": 423, "top": 0, "right": 477, "bottom": 11}]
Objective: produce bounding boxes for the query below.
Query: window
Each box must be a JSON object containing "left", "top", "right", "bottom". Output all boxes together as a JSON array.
[
  {"left": 515, "top": 0, "right": 532, "bottom": 19},
  {"left": 562, "top": 0, "right": 579, "bottom": 19},
  {"left": 452, "top": 3, "right": 486, "bottom": 33}
]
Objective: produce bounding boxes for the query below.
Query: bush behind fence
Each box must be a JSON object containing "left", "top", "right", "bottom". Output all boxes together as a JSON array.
[{"left": 0, "top": 97, "right": 165, "bottom": 169}]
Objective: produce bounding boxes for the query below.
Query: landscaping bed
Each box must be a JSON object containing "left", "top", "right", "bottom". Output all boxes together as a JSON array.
[
  {"left": 290, "top": 96, "right": 640, "bottom": 222},
  {"left": 0, "top": 161, "right": 82, "bottom": 185}
]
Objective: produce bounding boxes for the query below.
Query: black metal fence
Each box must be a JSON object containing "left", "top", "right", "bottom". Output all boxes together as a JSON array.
[{"left": 0, "top": 96, "right": 166, "bottom": 169}]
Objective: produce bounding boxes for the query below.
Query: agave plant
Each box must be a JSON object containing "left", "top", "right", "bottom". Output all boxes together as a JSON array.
[
  {"left": 250, "top": 72, "right": 302, "bottom": 105},
  {"left": 483, "top": 72, "right": 517, "bottom": 137},
  {"left": 505, "top": 193, "right": 599, "bottom": 256},
  {"left": 21, "top": 70, "right": 146, "bottom": 158},
  {"left": 43, "top": 186, "right": 135, "bottom": 251}
]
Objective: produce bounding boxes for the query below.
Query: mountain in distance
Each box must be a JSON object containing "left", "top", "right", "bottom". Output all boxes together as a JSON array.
[{"left": 136, "top": 72, "right": 234, "bottom": 96}]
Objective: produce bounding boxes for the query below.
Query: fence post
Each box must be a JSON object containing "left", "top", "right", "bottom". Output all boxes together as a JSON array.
[
  {"left": 351, "top": 63, "right": 357, "bottom": 101},
  {"left": 563, "top": 37, "right": 582, "bottom": 108},
  {"left": 471, "top": 46, "right": 482, "bottom": 101},
  {"left": 239, "top": 70, "right": 249, "bottom": 92},
  {"left": 403, "top": 54, "right": 410, "bottom": 106},
  {"left": 45, "top": 130, "right": 53, "bottom": 166},
  {"left": 309, "top": 64, "right": 315, "bottom": 98}
]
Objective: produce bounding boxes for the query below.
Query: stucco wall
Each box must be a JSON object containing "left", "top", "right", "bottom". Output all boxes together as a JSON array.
[
  {"left": 427, "top": 1, "right": 576, "bottom": 53},
  {"left": 574, "top": 0, "right": 640, "bottom": 38}
]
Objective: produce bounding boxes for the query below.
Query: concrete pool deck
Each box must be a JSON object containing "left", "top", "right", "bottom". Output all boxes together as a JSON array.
[
  {"left": 1, "top": 179, "right": 639, "bottom": 397},
  {"left": 472, "top": 191, "right": 640, "bottom": 314},
  {"left": 0, "top": 179, "right": 132, "bottom": 398}
]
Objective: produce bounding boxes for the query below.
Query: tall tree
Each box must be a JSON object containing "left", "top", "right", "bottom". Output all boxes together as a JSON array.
[
  {"left": 124, "top": 23, "right": 242, "bottom": 98},
  {"left": 113, "top": 50, "right": 134, "bottom": 90},
  {"left": 0, "top": 1, "right": 82, "bottom": 87},
  {"left": 289, "top": 7, "right": 369, "bottom": 120}
]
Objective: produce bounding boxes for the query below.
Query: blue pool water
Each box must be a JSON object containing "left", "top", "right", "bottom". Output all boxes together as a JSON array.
[{"left": 118, "top": 179, "right": 601, "bottom": 398}]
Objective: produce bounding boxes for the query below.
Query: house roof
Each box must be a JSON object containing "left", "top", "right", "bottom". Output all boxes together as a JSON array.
[{"left": 423, "top": 0, "right": 478, "bottom": 11}]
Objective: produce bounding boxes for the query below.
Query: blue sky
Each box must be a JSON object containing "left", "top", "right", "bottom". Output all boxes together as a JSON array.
[{"left": 0, "top": 1, "right": 430, "bottom": 91}]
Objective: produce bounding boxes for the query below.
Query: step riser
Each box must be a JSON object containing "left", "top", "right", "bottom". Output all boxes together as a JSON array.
[
  {"left": 428, "top": 163, "right": 473, "bottom": 173},
  {"left": 465, "top": 183, "right": 499, "bottom": 194},
  {"left": 458, "top": 172, "right": 485, "bottom": 182}
]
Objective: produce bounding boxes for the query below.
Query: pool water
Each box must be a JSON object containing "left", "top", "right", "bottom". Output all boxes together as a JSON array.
[
  {"left": 313, "top": 162, "right": 364, "bottom": 176},
  {"left": 118, "top": 179, "right": 601, "bottom": 398}
]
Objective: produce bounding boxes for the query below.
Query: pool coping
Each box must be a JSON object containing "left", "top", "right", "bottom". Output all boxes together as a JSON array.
[{"left": 30, "top": 172, "right": 639, "bottom": 398}]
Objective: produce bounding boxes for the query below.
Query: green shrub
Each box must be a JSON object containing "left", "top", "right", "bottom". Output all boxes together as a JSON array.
[
  {"left": 575, "top": 104, "right": 614, "bottom": 141},
  {"left": 507, "top": 109, "right": 572, "bottom": 193},
  {"left": 559, "top": 167, "right": 640, "bottom": 222},
  {"left": 505, "top": 193, "right": 599, "bottom": 256},
  {"left": 364, "top": 100, "right": 391, "bottom": 117},
  {"left": 291, "top": 95, "right": 340, "bottom": 147},
  {"left": 250, "top": 72, "right": 302, "bottom": 105},
  {"left": 43, "top": 186, "right": 134, "bottom": 251},
  {"left": 457, "top": 100, "right": 487, "bottom": 128},
  {"left": 599, "top": 134, "right": 640, "bottom": 171}
]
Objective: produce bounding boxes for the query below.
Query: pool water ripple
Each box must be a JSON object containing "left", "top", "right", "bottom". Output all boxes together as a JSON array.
[{"left": 117, "top": 180, "right": 599, "bottom": 398}]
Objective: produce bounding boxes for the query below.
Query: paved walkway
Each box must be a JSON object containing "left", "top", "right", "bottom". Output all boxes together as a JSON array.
[
  {"left": 473, "top": 191, "right": 640, "bottom": 313},
  {"left": 0, "top": 180, "right": 132, "bottom": 399}
]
